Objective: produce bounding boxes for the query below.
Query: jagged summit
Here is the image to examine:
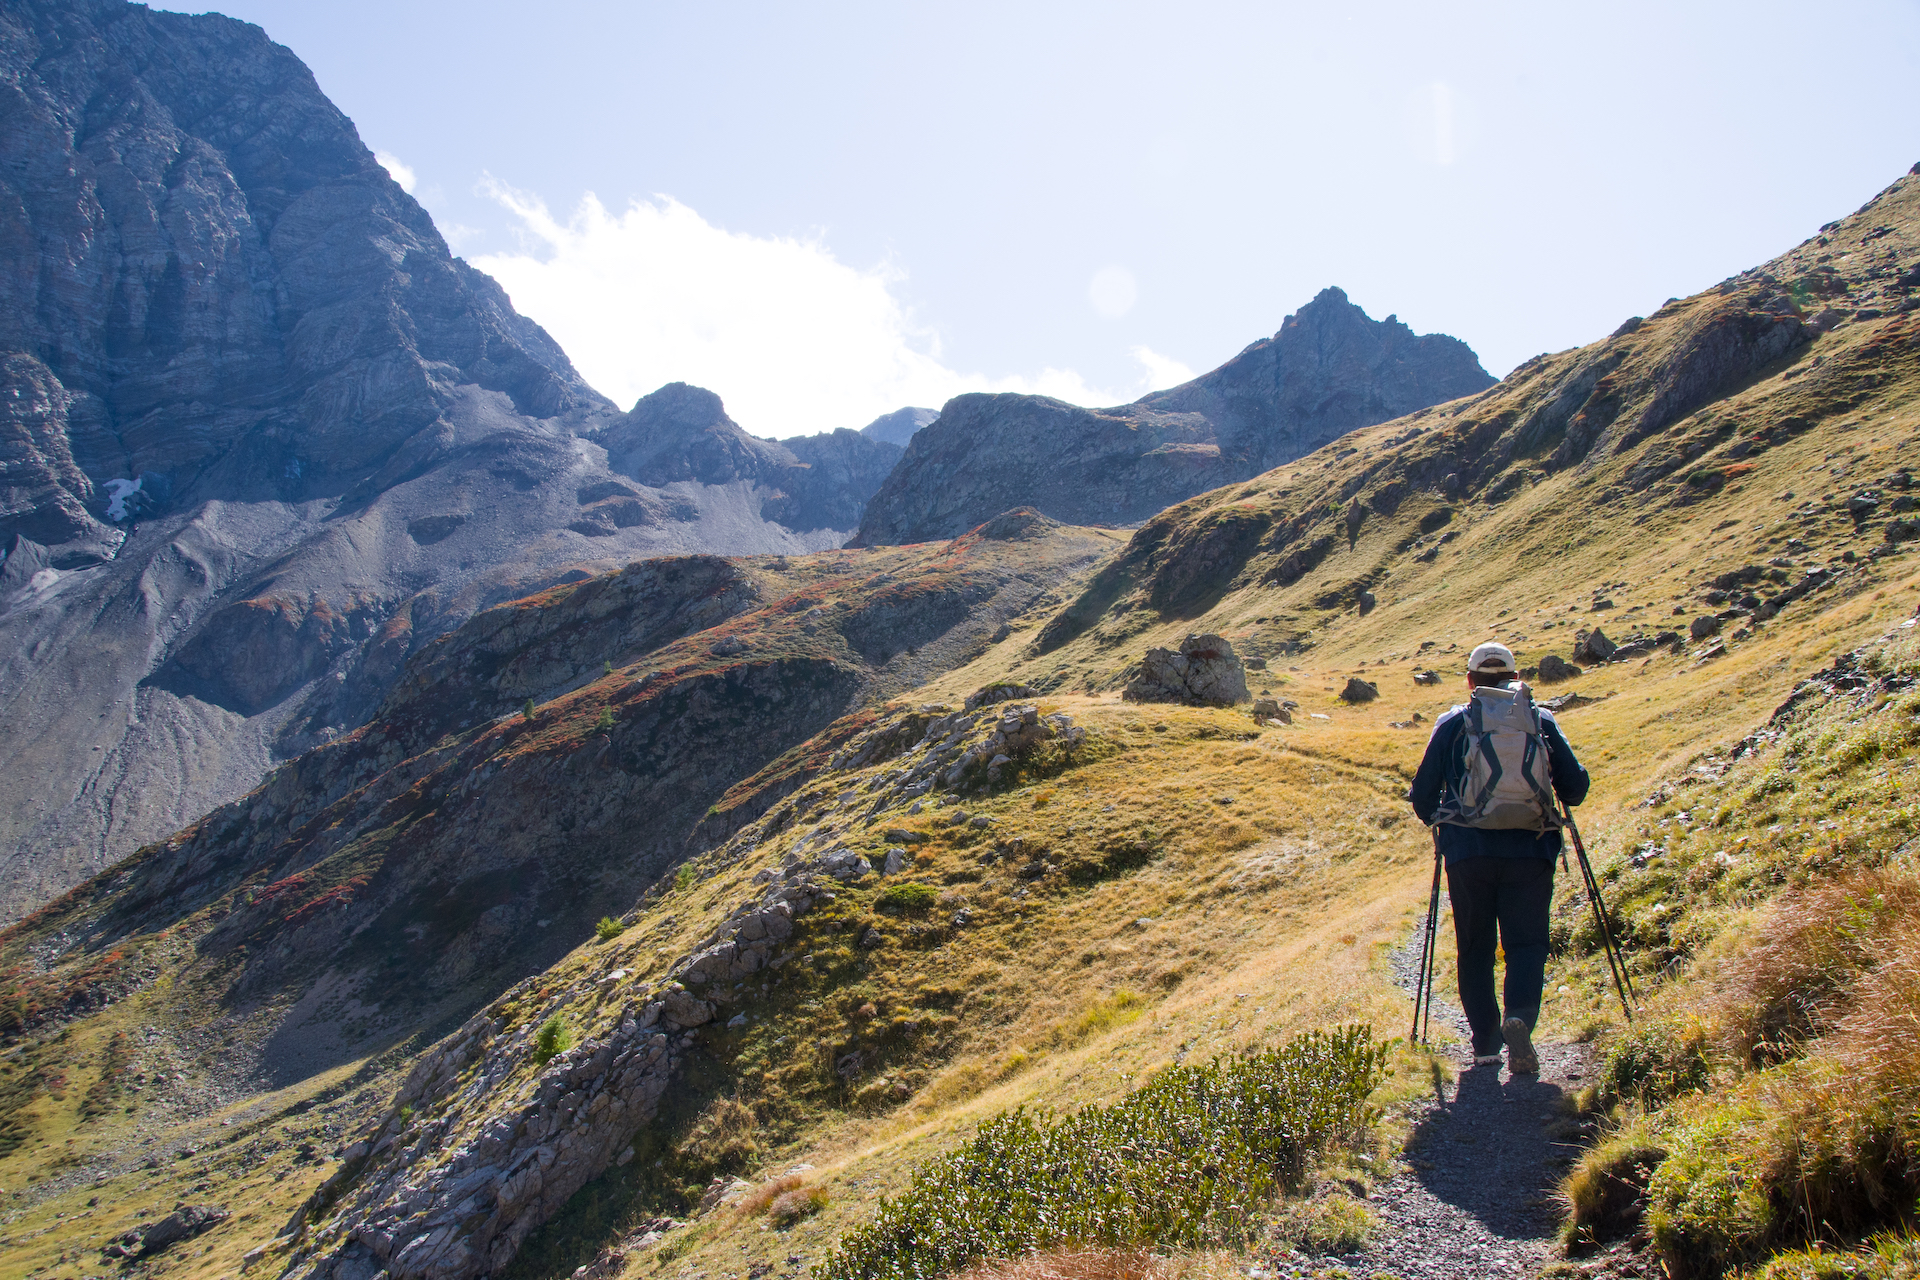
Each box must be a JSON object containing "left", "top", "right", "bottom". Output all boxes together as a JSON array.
[{"left": 851, "top": 288, "right": 1493, "bottom": 546}]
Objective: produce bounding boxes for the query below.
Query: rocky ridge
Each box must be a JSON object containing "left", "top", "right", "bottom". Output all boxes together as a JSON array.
[
  {"left": 281, "top": 686, "right": 1096, "bottom": 1280},
  {"left": 852, "top": 288, "right": 1495, "bottom": 545}
]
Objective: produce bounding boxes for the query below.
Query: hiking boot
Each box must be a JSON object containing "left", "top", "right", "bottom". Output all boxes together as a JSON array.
[{"left": 1502, "top": 1017, "right": 1539, "bottom": 1074}]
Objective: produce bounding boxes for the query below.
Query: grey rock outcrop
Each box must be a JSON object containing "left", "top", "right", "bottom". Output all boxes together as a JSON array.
[
  {"left": 1340, "top": 677, "right": 1380, "bottom": 704},
  {"left": 1123, "top": 634, "right": 1249, "bottom": 706},
  {"left": 853, "top": 288, "right": 1494, "bottom": 545},
  {"left": 101, "top": 1204, "right": 229, "bottom": 1259}
]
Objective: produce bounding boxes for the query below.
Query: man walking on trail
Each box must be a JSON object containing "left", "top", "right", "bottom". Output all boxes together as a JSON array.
[{"left": 1409, "top": 642, "right": 1589, "bottom": 1074}]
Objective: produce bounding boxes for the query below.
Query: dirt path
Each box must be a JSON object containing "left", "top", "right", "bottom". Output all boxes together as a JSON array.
[{"left": 1264, "top": 910, "right": 1595, "bottom": 1280}]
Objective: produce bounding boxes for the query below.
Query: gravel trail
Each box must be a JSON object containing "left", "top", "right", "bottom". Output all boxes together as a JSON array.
[{"left": 1266, "top": 907, "right": 1596, "bottom": 1280}]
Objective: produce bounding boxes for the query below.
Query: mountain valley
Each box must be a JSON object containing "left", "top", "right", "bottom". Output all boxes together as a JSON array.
[{"left": 4, "top": 5, "right": 1920, "bottom": 1280}]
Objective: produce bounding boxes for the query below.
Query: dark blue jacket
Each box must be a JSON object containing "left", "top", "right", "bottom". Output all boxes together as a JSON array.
[{"left": 1410, "top": 701, "right": 1590, "bottom": 863}]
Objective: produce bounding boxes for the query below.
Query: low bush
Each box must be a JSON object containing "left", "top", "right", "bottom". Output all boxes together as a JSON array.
[
  {"left": 595, "top": 916, "right": 623, "bottom": 942},
  {"left": 878, "top": 883, "right": 939, "bottom": 912},
  {"left": 533, "top": 1015, "right": 571, "bottom": 1065},
  {"left": 769, "top": 1183, "right": 829, "bottom": 1226},
  {"left": 1597, "top": 1016, "right": 1714, "bottom": 1109},
  {"left": 817, "top": 1026, "right": 1390, "bottom": 1280}
]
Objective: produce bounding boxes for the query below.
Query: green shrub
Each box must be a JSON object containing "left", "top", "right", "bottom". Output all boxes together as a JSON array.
[
  {"left": 817, "top": 1026, "right": 1390, "bottom": 1280},
  {"left": 522, "top": 698, "right": 536, "bottom": 721},
  {"left": 1600, "top": 1017, "right": 1714, "bottom": 1109},
  {"left": 533, "top": 1015, "right": 572, "bottom": 1065},
  {"left": 595, "top": 916, "right": 622, "bottom": 942},
  {"left": 674, "top": 865, "right": 697, "bottom": 892},
  {"left": 876, "top": 882, "right": 938, "bottom": 912},
  {"left": 595, "top": 708, "right": 615, "bottom": 733}
]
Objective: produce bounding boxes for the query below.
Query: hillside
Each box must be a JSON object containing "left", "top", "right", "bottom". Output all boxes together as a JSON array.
[
  {"left": 1, "top": 160, "right": 1918, "bottom": 1280},
  {"left": 851, "top": 288, "right": 1494, "bottom": 546}
]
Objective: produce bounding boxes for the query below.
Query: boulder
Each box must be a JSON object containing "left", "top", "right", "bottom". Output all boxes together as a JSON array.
[
  {"left": 1689, "top": 615, "right": 1722, "bottom": 642},
  {"left": 1572, "top": 628, "right": 1618, "bottom": 665},
  {"left": 1122, "top": 634, "right": 1249, "bottom": 706},
  {"left": 1411, "top": 669, "right": 1442, "bottom": 686},
  {"left": 1339, "top": 678, "right": 1379, "bottom": 704},
  {"left": 1536, "top": 655, "right": 1582, "bottom": 683},
  {"left": 660, "top": 986, "right": 714, "bottom": 1029}
]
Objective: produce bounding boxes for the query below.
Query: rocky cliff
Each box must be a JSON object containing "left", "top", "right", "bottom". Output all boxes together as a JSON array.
[
  {"left": 0, "top": 1, "right": 890, "bottom": 918},
  {"left": 851, "top": 288, "right": 1494, "bottom": 545}
]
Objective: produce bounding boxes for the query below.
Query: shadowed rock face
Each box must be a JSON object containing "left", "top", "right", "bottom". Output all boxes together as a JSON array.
[
  {"left": 852, "top": 288, "right": 1495, "bottom": 546},
  {"left": 0, "top": 0, "right": 609, "bottom": 545}
]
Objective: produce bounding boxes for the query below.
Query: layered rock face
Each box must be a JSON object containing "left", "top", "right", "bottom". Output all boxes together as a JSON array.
[
  {"left": 0, "top": 2, "right": 887, "bottom": 917},
  {"left": 852, "top": 288, "right": 1494, "bottom": 545}
]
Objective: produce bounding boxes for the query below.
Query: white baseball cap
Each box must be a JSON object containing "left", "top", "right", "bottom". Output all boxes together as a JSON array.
[{"left": 1468, "top": 642, "right": 1516, "bottom": 673}]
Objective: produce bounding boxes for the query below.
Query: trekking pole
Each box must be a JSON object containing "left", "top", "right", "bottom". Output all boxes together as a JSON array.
[
  {"left": 1410, "top": 828, "right": 1444, "bottom": 1045},
  {"left": 1561, "top": 806, "right": 1637, "bottom": 1021}
]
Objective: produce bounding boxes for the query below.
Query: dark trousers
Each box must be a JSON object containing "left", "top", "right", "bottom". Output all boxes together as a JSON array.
[{"left": 1445, "top": 855, "right": 1555, "bottom": 1056}]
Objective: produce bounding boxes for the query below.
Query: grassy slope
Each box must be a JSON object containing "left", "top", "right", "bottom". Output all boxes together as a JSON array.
[{"left": 3, "top": 168, "right": 1919, "bottom": 1279}]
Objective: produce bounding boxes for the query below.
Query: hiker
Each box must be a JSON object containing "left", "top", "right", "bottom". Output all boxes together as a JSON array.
[{"left": 1409, "top": 642, "right": 1589, "bottom": 1074}]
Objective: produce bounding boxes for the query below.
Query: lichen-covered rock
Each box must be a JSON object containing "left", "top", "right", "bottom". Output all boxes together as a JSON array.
[{"left": 1123, "top": 634, "right": 1249, "bottom": 706}]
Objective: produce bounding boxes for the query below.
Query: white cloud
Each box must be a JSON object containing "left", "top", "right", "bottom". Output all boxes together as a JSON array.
[
  {"left": 1131, "top": 345, "right": 1194, "bottom": 392},
  {"left": 1088, "top": 265, "right": 1138, "bottom": 319},
  {"left": 375, "top": 150, "right": 417, "bottom": 193},
  {"left": 469, "top": 183, "right": 1174, "bottom": 436}
]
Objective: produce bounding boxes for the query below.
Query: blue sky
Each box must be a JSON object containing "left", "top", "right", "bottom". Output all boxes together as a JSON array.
[{"left": 205, "top": 1, "right": 1920, "bottom": 436}]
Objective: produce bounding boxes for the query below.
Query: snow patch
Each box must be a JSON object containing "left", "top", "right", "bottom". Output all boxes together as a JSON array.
[
  {"left": 29, "top": 568, "right": 60, "bottom": 591},
  {"left": 104, "top": 477, "right": 141, "bottom": 521}
]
